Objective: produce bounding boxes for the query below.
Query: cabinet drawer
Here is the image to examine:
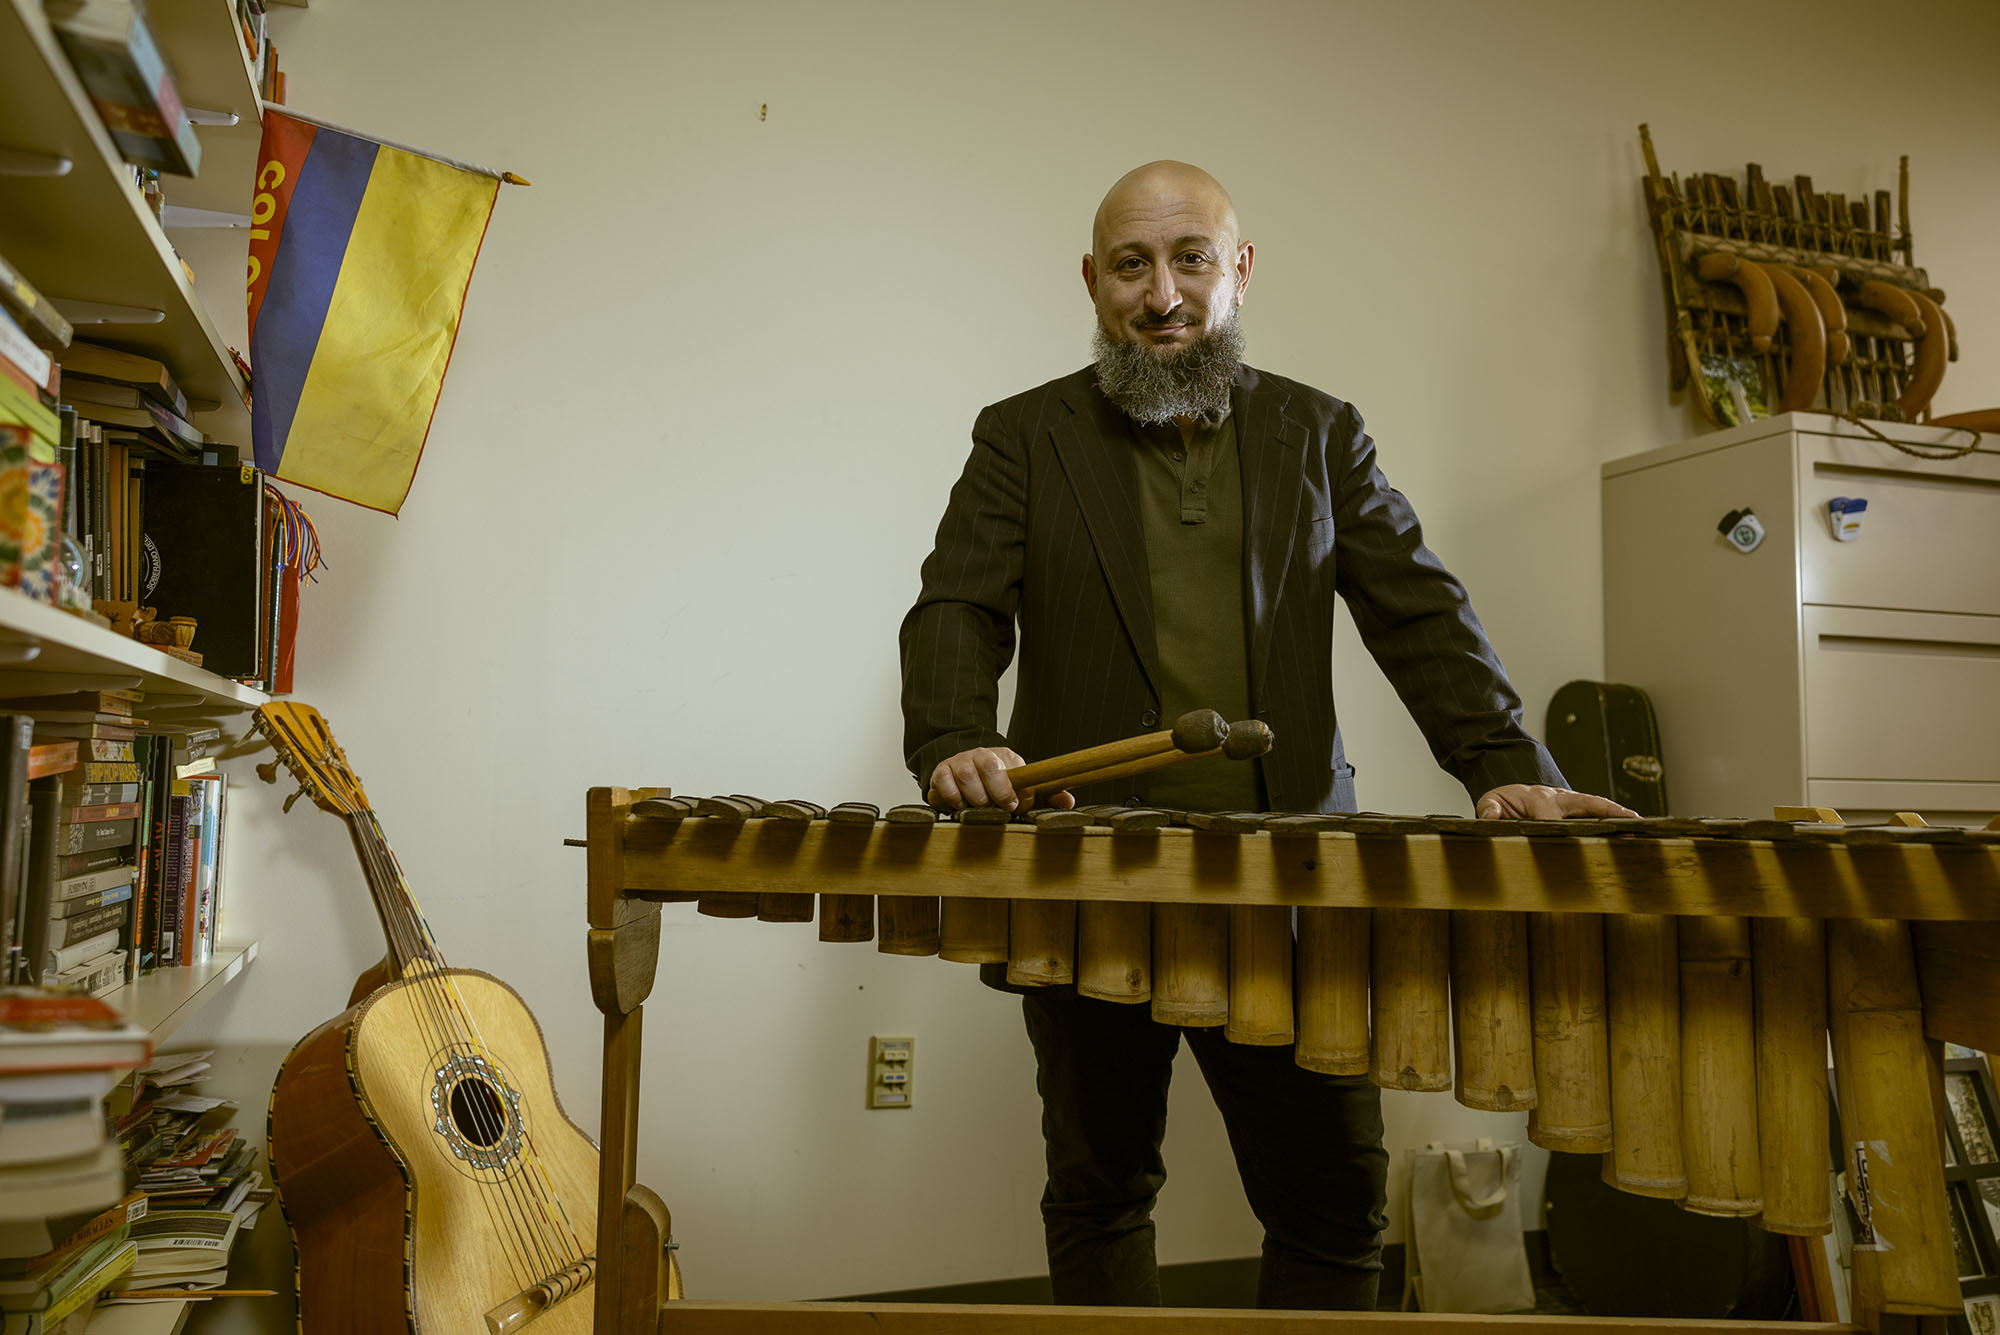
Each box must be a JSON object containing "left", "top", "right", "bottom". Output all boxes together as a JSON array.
[
  {"left": 1803, "top": 606, "right": 2000, "bottom": 784},
  {"left": 1797, "top": 436, "right": 2000, "bottom": 617}
]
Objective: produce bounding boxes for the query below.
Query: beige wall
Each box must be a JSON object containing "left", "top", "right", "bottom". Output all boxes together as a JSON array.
[{"left": 170, "top": 0, "right": 2000, "bottom": 1302}]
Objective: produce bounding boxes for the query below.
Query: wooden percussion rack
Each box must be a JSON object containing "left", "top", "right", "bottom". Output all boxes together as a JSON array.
[{"left": 583, "top": 789, "right": 2000, "bottom": 1335}]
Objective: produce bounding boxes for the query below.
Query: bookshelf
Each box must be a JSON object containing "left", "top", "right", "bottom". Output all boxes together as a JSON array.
[
  {"left": 0, "top": 0, "right": 252, "bottom": 443},
  {"left": 1, "top": 7, "right": 285, "bottom": 1329},
  {"left": 0, "top": 588, "right": 269, "bottom": 709},
  {"left": 152, "top": 0, "right": 264, "bottom": 218},
  {"left": 104, "top": 940, "right": 258, "bottom": 1045}
]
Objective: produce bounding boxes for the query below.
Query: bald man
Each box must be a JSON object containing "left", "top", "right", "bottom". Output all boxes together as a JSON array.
[{"left": 900, "top": 161, "right": 1627, "bottom": 1311}]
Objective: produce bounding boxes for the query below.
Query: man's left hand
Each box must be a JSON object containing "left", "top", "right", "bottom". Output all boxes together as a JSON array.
[{"left": 1475, "top": 784, "right": 1637, "bottom": 820}]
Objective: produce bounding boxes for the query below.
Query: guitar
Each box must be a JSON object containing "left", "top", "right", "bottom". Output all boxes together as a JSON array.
[{"left": 255, "top": 702, "right": 599, "bottom": 1334}]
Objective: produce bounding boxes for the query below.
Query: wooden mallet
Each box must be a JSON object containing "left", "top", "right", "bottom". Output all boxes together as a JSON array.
[
  {"left": 927, "top": 708, "right": 1239, "bottom": 808},
  {"left": 1019, "top": 719, "right": 1273, "bottom": 804}
]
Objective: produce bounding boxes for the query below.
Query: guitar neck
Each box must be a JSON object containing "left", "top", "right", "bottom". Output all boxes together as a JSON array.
[{"left": 344, "top": 808, "right": 445, "bottom": 975}]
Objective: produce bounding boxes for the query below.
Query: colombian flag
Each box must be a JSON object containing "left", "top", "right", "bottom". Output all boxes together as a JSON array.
[{"left": 247, "top": 109, "right": 511, "bottom": 515}]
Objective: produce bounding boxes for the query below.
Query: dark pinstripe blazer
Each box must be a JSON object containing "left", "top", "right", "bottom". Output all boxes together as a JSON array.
[{"left": 899, "top": 363, "right": 1563, "bottom": 813}]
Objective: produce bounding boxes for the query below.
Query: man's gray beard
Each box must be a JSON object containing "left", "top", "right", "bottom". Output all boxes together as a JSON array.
[{"left": 1091, "top": 315, "right": 1245, "bottom": 425}]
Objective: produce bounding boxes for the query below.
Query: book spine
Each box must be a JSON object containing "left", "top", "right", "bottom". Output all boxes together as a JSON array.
[
  {"left": 54, "top": 861, "right": 136, "bottom": 899},
  {"left": 138, "top": 740, "right": 170, "bottom": 972},
  {"left": 195, "top": 776, "right": 222, "bottom": 961},
  {"left": 55, "top": 818, "right": 135, "bottom": 854},
  {"left": 46, "top": 925, "right": 120, "bottom": 976},
  {"left": 82, "top": 761, "right": 140, "bottom": 784},
  {"left": 58, "top": 782, "right": 143, "bottom": 804},
  {"left": 0, "top": 306, "right": 54, "bottom": 394},
  {"left": 55, "top": 881, "right": 131, "bottom": 917},
  {"left": 0, "top": 715, "right": 31, "bottom": 986},
  {"left": 157, "top": 789, "right": 187, "bottom": 966},
  {"left": 178, "top": 780, "right": 205, "bottom": 966},
  {"left": 0, "top": 253, "right": 72, "bottom": 345},
  {"left": 57, "top": 845, "right": 127, "bottom": 877},
  {"left": 57, "top": 405, "right": 78, "bottom": 549},
  {"left": 17, "top": 776, "right": 58, "bottom": 983},
  {"left": 64, "top": 801, "right": 139, "bottom": 822},
  {"left": 56, "top": 899, "right": 128, "bottom": 947}
]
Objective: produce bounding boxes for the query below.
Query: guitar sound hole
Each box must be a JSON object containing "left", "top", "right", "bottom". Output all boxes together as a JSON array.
[{"left": 450, "top": 1078, "right": 508, "bottom": 1148}]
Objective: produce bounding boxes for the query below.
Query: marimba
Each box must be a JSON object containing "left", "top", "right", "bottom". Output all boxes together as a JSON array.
[{"left": 583, "top": 787, "right": 2000, "bottom": 1335}]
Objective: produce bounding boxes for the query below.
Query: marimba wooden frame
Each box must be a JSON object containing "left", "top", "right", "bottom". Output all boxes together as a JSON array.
[{"left": 583, "top": 787, "right": 2000, "bottom": 1335}]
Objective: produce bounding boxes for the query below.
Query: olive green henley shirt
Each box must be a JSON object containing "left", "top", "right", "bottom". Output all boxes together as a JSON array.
[{"left": 1129, "top": 409, "right": 1262, "bottom": 814}]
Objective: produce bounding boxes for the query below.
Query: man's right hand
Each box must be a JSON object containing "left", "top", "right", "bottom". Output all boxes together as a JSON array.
[{"left": 929, "top": 747, "right": 1075, "bottom": 812}]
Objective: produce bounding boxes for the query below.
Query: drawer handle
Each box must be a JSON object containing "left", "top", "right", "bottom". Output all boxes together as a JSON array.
[{"left": 1818, "top": 633, "right": 2000, "bottom": 661}]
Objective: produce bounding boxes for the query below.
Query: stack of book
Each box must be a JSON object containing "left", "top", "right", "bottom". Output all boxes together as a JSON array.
[
  {"left": 102, "top": 1049, "right": 266, "bottom": 1303},
  {"left": 0, "top": 688, "right": 232, "bottom": 992},
  {"left": 0, "top": 989, "right": 151, "bottom": 1333},
  {"left": 44, "top": 0, "right": 202, "bottom": 179},
  {"left": 0, "top": 255, "right": 71, "bottom": 609}
]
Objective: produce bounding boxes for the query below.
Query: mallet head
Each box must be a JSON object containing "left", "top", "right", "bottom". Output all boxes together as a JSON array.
[
  {"left": 1169, "top": 709, "right": 1230, "bottom": 754},
  {"left": 1221, "top": 720, "right": 1274, "bottom": 761}
]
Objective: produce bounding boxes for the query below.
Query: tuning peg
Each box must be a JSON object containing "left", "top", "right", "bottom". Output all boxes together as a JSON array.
[
  {"left": 256, "top": 762, "right": 280, "bottom": 784},
  {"left": 283, "top": 785, "right": 312, "bottom": 814}
]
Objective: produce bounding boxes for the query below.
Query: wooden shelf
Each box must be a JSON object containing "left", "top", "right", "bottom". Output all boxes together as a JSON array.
[
  {"left": 0, "top": 0, "right": 251, "bottom": 445},
  {"left": 154, "top": 0, "right": 263, "bottom": 218},
  {"left": 0, "top": 588, "right": 268, "bottom": 711},
  {"left": 87, "top": 1299, "right": 194, "bottom": 1334},
  {"left": 102, "top": 941, "right": 257, "bottom": 1045}
]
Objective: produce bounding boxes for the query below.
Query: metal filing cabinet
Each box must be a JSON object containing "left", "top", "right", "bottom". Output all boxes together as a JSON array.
[{"left": 1602, "top": 411, "right": 2000, "bottom": 824}]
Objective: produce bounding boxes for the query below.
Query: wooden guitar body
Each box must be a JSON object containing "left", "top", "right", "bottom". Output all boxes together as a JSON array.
[{"left": 270, "top": 967, "right": 599, "bottom": 1334}]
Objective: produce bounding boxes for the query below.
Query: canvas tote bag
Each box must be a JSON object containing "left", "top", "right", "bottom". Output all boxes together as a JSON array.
[{"left": 1403, "top": 1137, "right": 1536, "bottom": 1313}]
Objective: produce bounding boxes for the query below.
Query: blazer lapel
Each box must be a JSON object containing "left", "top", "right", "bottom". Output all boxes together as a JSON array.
[
  {"left": 1052, "top": 382, "right": 1160, "bottom": 696},
  {"left": 1236, "top": 367, "right": 1307, "bottom": 702}
]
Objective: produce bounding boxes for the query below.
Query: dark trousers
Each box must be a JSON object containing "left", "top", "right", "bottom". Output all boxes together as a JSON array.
[{"left": 1023, "top": 988, "right": 1389, "bottom": 1311}]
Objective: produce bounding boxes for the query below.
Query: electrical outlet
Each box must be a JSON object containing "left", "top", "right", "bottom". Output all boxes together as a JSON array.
[{"left": 868, "top": 1035, "right": 914, "bottom": 1109}]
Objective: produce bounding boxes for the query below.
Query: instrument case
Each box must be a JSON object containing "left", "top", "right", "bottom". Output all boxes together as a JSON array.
[{"left": 1544, "top": 681, "right": 1669, "bottom": 817}]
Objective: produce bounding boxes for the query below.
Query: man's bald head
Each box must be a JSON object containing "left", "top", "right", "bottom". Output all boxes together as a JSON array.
[
  {"left": 1083, "top": 162, "right": 1252, "bottom": 426},
  {"left": 1091, "top": 161, "right": 1240, "bottom": 258}
]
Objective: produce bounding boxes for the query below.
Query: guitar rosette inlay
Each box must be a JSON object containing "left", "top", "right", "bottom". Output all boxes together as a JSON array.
[{"left": 429, "top": 1051, "right": 525, "bottom": 1173}]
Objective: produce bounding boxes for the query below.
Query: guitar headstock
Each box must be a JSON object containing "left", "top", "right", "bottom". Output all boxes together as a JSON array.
[{"left": 252, "top": 702, "right": 370, "bottom": 816}]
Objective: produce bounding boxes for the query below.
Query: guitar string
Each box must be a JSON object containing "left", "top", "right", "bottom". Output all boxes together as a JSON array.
[
  {"left": 358, "top": 816, "right": 589, "bottom": 1262},
  {"left": 300, "top": 715, "right": 564, "bottom": 1281},
  {"left": 268, "top": 714, "right": 587, "bottom": 1288},
  {"left": 348, "top": 808, "right": 583, "bottom": 1284},
  {"left": 346, "top": 813, "right": 565, "bottom": 1286}
]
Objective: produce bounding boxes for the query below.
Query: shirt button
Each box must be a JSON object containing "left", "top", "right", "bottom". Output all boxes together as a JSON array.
[
  {"left": 1172, "top": 451, "right": 1185, "bottom": 462},
  {"left": 1128, "top": 795, "right": 1144, "bottom": 806},
  {"left": 1191, "top": 481, "right": 1205, "bottom": 493},
  {"left": 1141, "top": 709, "right": 1160, "bottom": 728}
]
